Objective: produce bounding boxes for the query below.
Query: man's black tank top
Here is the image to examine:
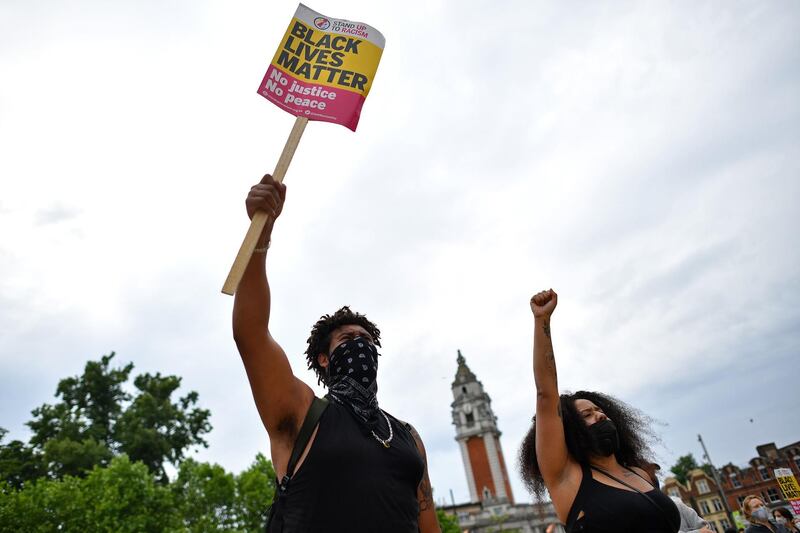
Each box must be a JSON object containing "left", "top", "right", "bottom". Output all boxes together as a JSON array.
[
  {"left": 565, "top": 463, "right": 680, "bottom": 533},
  {"left": 277, "top": 400, "right": 424, "bottom": 532}
]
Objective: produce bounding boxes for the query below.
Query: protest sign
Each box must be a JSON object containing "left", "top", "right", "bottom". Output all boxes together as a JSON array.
[
  {"left": 257, "top": 3, "right": 385, "bottom": 131},
  {"left": 222, "top": 4, "right": 385, "bottom": 295},
  {"left": 775, "top": 467, "right": 800, "bottom": 515},
  {"left": 732, "top": 510, "right": 746, "bottom": 529}
]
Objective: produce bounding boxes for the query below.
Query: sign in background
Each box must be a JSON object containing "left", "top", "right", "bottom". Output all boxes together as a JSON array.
[
  {"left": 775, "top": 468, "right": 800, "bottom": 515},
  {"left": 257, "top": 4, "right": 385, "bottom": 131}
]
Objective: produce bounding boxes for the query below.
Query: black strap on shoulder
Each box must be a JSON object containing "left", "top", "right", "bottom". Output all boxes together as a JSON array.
[
  {"left": 589, "top": 464, "right": 679, "bottom": 532},
  {"left": 285, "top": 396, "right": 328, "bottom": 481},
  {"left": 266, "top": 397, "right": 329, "bottom": 533}
]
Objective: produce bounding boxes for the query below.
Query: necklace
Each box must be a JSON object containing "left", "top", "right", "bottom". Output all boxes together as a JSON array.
[{"left": 370, "top": 410, "right": 393, "bottom": 448}]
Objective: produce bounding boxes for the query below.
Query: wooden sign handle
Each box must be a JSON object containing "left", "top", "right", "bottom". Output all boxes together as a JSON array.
[{"left": 221, "top": 116, "right": 308, "bottom": 295}]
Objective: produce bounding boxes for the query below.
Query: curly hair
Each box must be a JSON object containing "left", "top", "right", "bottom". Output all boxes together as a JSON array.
[
  {"left": 518, "top": 390, "right": 659, "bottom": 500},
  {"left": 304, "top": 306, "right": 381, "bottom": 386}
]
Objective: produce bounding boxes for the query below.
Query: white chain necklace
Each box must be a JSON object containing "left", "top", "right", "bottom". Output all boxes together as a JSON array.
[{"left": 370, "top": 410, "right": 393, "bottom": 448}]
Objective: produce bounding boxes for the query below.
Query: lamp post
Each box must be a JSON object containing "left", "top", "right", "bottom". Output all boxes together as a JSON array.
[{"left": 698, "top": 433, "right": 736, "bottom": 528}]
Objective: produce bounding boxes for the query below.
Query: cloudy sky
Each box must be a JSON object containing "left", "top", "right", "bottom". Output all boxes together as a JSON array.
[{"left": 1, "top": 0, "right": 798, "bottom": 505}]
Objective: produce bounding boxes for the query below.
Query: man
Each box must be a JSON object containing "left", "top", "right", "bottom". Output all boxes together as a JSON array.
[{"left": 232, "top": 174, "right": 440, "bottom": 532}]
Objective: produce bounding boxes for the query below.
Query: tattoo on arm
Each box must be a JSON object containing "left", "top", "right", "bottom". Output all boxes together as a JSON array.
[
  {"left": 542, "top": 319, "right": 551, "bottom": 339},
  {"left": 419, "top": 475, "right": 433, "bottom": 511},
  {"left": 545, "top": 348, "right": 557, "bottom": 377},
  {"left": 408, "top": 424, "right": 433, "bottom": 512}
]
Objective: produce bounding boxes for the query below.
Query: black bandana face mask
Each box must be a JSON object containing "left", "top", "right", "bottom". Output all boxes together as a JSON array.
[
  {"left": 587, "top": 418, "right": 620, "bottom": 457},
  {"left": 328, "top": 337, "right": 379, "bottom": 391},
  {"left": 326, "top": 337, "right": 381, "bottom": 430}
]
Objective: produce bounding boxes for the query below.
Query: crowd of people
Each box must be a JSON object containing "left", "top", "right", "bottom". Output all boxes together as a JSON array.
[{"left": 232, "top": 175, "right": 797, "bottom": 533}]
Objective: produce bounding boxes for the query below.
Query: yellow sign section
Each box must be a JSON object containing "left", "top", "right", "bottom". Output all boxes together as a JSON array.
[
  {"left": 270, "top": 17, "right": 383, "bottom": 95},
  {"left": 775, "top": 468, "right": 800, "bottom": 515}
]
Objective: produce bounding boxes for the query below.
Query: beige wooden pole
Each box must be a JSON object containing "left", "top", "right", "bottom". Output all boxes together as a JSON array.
[{"left": 221, "top": 116, "right": 308, "bottom": 295}]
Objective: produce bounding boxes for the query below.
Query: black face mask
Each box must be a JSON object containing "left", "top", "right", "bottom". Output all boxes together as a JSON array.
[
  {"left": 328, "top": 337, "right": 379, "bottom": 391},
  {"left": 587, "top": 418, "right": 620, "bottom": 457},
  {"left": 326, "top": 337, "right": 381, "bottom": 430}
]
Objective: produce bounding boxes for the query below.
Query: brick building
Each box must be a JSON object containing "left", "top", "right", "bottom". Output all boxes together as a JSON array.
[
  {"left": 663, "top": 469, "right": 731, "bottom": 531},
  {"left": 662, "top": 440, "right": 800, "bottom": 531},
  {"left": 718, "top": 441, "right": 800, "bottom": 516}
]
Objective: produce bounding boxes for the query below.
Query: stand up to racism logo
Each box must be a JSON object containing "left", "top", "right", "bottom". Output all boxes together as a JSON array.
[{"left": 257, "top": 3, "right": 386, "bottom": 131}]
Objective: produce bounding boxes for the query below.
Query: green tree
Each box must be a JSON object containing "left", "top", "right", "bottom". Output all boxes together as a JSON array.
[
  {"left": 233, "top": 453, "right": 276, "bottom": 530},
  {"left": 437, "top": 508, "right": 462, "bottom": 533},
  {"left": 671, "top": 453, "right": 698, "bottom": 484},
  {"left": 0, "top": 428, "right": 44, "bottom": 490},
  {"left": 13, "top": 352, "right": 211, "bottom": 483},
  {"left": 670, "top": 453, "right": 709, "bottom": 484},
  {"left": 0, "top": 455, "right": 180, "bottom": 533},
  {"left": 0, "top": 353, "right": 279, "bottom": 532},
  {"left": 171, "top": 458, "right": 236, "bottom": 531},
  {"left": 115, "top": 372, "right": 212, "bottom": 482}
]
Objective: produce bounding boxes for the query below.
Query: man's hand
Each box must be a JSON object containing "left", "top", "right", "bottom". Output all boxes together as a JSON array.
[
  {"left": 246, "top": 174, "right": 287, "bottom": 221},
  {"left": 530, "top": 289, "right": 558, "bottom": 319}
]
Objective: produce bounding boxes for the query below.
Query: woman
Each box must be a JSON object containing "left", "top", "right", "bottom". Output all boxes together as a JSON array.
[
  {"left": 742, "top": 495, "right": 790, "bottom": 533},
  {"left": 519, "top": 289, "right": 680, "bottom": 532},
  {"left": 773, "top": 507, "right": 799, "bottom": 533}
]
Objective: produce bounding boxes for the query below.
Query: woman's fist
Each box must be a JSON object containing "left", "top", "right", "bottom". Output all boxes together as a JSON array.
[{"left": 530, "top": 289, "right": 558, "bottom": 319}]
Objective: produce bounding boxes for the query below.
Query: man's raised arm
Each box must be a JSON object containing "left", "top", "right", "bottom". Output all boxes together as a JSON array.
[{"left": 232, "top": 174, "right": 313, "bottom": 443}]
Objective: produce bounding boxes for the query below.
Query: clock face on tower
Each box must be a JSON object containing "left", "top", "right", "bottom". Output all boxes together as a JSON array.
[{"left": 463, "top": 403, "right": 473, "bottom": 414}]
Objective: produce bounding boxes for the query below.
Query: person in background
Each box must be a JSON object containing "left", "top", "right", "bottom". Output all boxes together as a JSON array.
[
  {"left": 773, "top": 507, "right": 799, "bottom": 533},
  {"left": 742, "top": 495, "right": 789, "bottom": 533},
  {"left": 669, "top": 496, "right": 714, "bottom": 533}
]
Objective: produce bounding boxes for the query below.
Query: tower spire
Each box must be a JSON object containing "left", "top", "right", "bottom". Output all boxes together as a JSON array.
[{"left": 450, "top": 350, "right": 514, "bottom": 505}]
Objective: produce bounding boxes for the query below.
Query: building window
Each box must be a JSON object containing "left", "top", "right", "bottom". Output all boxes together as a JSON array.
[
  {"left": 712, "top": 498, "right": 723, "bottom": 512},
  {"left": 699, "top": 501, "right": 711, "bottom": 515},
  {"left": 737, "top": 496, "right": 746, "bottom": 508},
  {"left": 767, "top": 488, "right": 781, "bottom": 502},
  {"left": 462, "top": 386, "right": 467, "bottom": 394},
  {"left": 721, "top": 519, "right": 731, "bottom": 530},
  {"left": 730, "top": 473, "right": 742, "bottom": 488},
  {"left": 794, "top": 455, "right": 800, "bottom": 472},
  {"left": 697, "top": 479, "right": 710, "bottom": 494},
  {"left": 759, "top": 465, "right": 770, "bottom": 481},
  {"left": 668, "top": 488, "right": 681, "bottom": 499},
  {"left": 465, "top": 413, "right": 474, "bottom": 426}
]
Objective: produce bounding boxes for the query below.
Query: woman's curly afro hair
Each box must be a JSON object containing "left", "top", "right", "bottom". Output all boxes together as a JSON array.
[
  {"left": 304, "top": 306, "right": 381, "bottom": 386},
  {"left": 518, "top": 390, "right": 659, "bottom": 500}
]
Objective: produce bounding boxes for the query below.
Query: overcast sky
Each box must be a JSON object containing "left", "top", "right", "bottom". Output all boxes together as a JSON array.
[{"left": 1, "top": 0, "right": 798, "bottom": 506}]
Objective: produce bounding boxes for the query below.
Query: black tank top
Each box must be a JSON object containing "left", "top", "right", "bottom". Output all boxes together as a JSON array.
[
  {"left": 565, "top": 463, "right": 680, "bottom": 533},
  {"left": 278, "top": 400, "right": 424, "bottom": 532}
]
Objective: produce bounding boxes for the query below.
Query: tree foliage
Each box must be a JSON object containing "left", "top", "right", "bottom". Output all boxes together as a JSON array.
[
  {"left": 671, "top": 453, "right": 699, "bottom": 484},
  {"left": 4, "top": 352, "right": 211, "bottom": 485},
  {"left": 0, "top": 454, "right": 277, "bottom": 533},
  {"left": 670, "top": 453, "right": 713, "bottom": 485},
  {"left": 0, "top": 353, "right": 277, "bottom": 532},
  {"left": 437, "top": 508, "right": 462, "bottom": 533}
]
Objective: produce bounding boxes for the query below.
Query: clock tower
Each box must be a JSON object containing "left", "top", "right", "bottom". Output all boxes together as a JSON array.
[{"left": 451, "top": 350, "right": 514, "bottom": 504}]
